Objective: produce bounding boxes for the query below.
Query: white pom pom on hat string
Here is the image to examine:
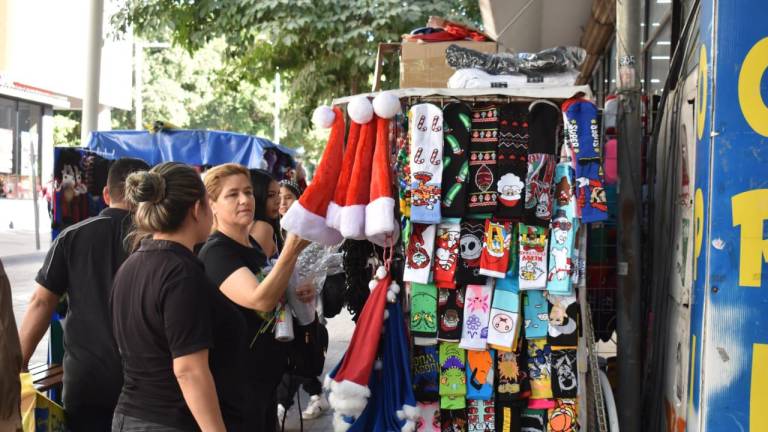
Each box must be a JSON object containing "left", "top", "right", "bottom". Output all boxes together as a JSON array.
[
  {"left": 312, "top": 105, "right": 336, "bottom": 129},
  {"left": 372, "top": 91, "right": 402, "bottom": 119},
  {"left": 386, "top": 290, "right": 397, "bottom": 304},
  {"left": 368, "top": 280, "right": 378, "bottom": 291},
  {"left": 388, "top": 282, "right": 400, "bottom": 295},
  {"left": 348, "top": 96, "right": 374, "bottom": 124},
  {"left": 384, "top": 309, "right": 390, "bottom": 320},
  {"left": 375, "top": 266, "right": 388, "bottom": 280}
]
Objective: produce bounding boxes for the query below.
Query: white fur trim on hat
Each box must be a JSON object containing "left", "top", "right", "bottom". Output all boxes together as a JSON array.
[
  {"left": 373, "top": 92, "right": 401, "bottom": 119},
  {"left": 332, "top": 414, "right": 352, "bottom": 432},
  {"left": 339, "top": 204, "right": 366, "bottom": 240},
  {"left": 365, "top": 196, "right": 396, "bottom": 244},
  {"left": 281, "top": 201, "right": 343, "bottom": 246},
  {"left": 312, "top": 105, "right": 336, "bottom": 129},
  {"left": 326, "top": 201, "right": 343, "bottom": 230},
  {"left": 348, "top": 96, "right": 374, "bottom": 124}
]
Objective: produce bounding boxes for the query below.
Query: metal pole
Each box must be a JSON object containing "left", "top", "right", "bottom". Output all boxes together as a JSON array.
[
  {"left": 615, "top": 0, "right": 642, "bottom": 430},
  {"left": 134, "top": 41, "right": 144, "bottom": 130},
  {"left": 81, "top": 0, "right": 104, "bottom": 145},
  {"left": 29, "top": 135, "right": 40, "bottom": 250}
]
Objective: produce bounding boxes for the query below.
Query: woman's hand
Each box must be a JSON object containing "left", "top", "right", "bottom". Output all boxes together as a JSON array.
[
  {"left": 283, "top": 232, "right": 311, "bottom": 256},
  {"left": 295, "top": 282, "right": 316, "bottom": 304}
]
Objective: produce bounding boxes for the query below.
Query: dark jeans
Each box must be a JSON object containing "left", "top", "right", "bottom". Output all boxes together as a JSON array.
[
  {"left": 111, "top": 413, "right": 185, "bottom": 432},
  {"left": 66, "top": 405, "right": 114, "bottom": 432},
  {"left": 276, "top": 373, "right": 323, "bottom": 410}
]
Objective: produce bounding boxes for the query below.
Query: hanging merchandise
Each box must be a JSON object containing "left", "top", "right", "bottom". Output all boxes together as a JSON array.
[
  {"left": 467, "top": 103, "right": 499, "bottom": 213},
  {"left": 413, "top": 345, "right": 441, "bottom": 402},
  {"left": 479, "top": 219, "right": 513, "bottom": 278},
  {"left": 339, "top": 113, "right": 378, "bottom": 240},
  {"left": 468, "top": 398, "right": 496, "bottom": 431},
  {"left": 525, "top": 100, "right": 560, "bottom": 226},
  {"left": 486, "top": 288, "right": 521, "bottom": 351},
  {"left": 441, "top": 103, "right": 472, "bottom": 217},
  {"left": 458, "top": 218, "right": 488, "bottom": 285},
  {"left": 495, "top": 344, "right": 530, "bottom": 404},
  {"left": 459, "top": 283, "right": 493, "bottom": 351},
  {"left": 519, "top": 224, "right": 549, "bottom": 290},
  {"left": 546, "top": 294, "right": 579, "bottom": 347},
  {"left": 327, "top": 119, "right": 362, "bottom": 231},
  {"left": 546, "top": 399, "right": 578, "bottom": 432},
  {"left": 547, "top": 144, "right": 578, "bottom": 294},
  {"left": 438, "top": 287, "right": 465, "bottom": 342},
  {"left": 417, "top": 401, "right": 441, "bottom": 431},
  {"left": 550, "top": 349, "right": 578, "bottom": 399},
  {"left": 495, "top": 102, "right": 529, "bottom": 219},
  {"left": 410, "top": 103, "right": 444, "bottom": 224},
  {"left": 434, "top": 219, "right": 462, "bottom": 288},
  {"left": 466, "top": 349, "right": 495, "bottom": 400},
  {"left": 441, "top": 408, "right": 469, "bottom": 432},
  {"left": 411, "top": 283, "right": 439, "bottom": 346},
  {"left": 523, "top": 290, "right": 549, "bottom": 339},
  {"left": 365, "top": 111, "right": 400, "bottom": 246},
  {"left": 404, "top": 223, "right": 437, "bottom": 283},
  {"left": 494, "top": 403, "right": 521, "bottom": 432},
  {"left": 526, "top": 338, "right": 554, "bottom": 404},
  {"left": 439, "top": 342, "right": 467, "bottom": 409},
  {"left": 520, "top": 408, "right": 548, "bottom": 432}
]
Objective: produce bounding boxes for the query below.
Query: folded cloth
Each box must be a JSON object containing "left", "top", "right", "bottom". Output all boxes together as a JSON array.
[
  {"left": 547, "top": 399, "right": 579, "bottom": 432},
  {"left": 434, "top": 219, "right": 462, "bottom": 288},
  {"left": 523, "top": 290, "right": 549, "bottom": 339},
  {"left": 551, "top": 349, "right": 578, "bottom": 398},
  {"left": 412, "top": 345, "right": 441, "bottom": 402},
  {"left": 460, "top": 283, "right": 493, "bottom": 351},
  {"left": 467, "top": 104, "right": 499, "bottom": 213},
  {"left": 526, "top": 338, "right": 553, "bottom": 401},
  {"left": 448, "top": 68, "right": 580, "bottom": 89},
  {"left": 410, "top": 103, "right": 444, "bottom": 224},
  {"left": 439, "top": 342, "right": 467, "bottom": 401},
  {"left": 479, "top": 219, "right": 513, "bottom": 278},
  {"left": 546, "top": 294, "right": 579, "bottom": 347},
  {"left": 438, "top": 287, "right": 464, "bottom": 342},
  {"left": 519, "top": 224, "right": 549, "bottom": 290},
  {"left": 466, "top": 349, "right": 495, "bottom": 401},
  {"left": 525, "top": 100, "right": 560, "bottom": 226},
  {"left": 457, "top": 219, "right": 488, "bottom": 285},
  {"left": 417, "top": 401, "right": 441, "bottom": 432},
  {"left": 495, "top": 102, "right": 529, "bottom": 219},
  {"left": 495, "top": 347, "right": 530, "bottom": 403},
  {"left": 486, "top": 289, "right": 521, "bottom": 351},
  {"left": 411, "top": 283, "right": 439, "bottom": 346},
  {"left": 440, "top": 408, "right": 469, "bottom": 431},
  {"left": 468, "top": 398, "right": 496, "bottom": 431},
  {"left": 441, "top": 103, "right": 472, "bottom": 217},
  {"left": 404, "top": 223, "right": 437, "bottom": 284},
  {"left": 494, "top": 402, "right": 521, "bottom": 432}
]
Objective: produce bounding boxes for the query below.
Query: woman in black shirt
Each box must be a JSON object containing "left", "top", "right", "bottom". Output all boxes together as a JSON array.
[
  {"left": 198, "top": 163, "right": 311, "bottom": 431},
  {"left": 110, "top": 162, "right": 236, "bottom": 431}
]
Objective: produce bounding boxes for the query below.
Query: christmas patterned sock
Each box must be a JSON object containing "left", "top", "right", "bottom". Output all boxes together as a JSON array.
[
  {"left": 551, "top": 349, "right": 578, "bottom": 398},
  {"left": 438, "top": 287, "right": 464, "bottom": 342},
  {"left": 410, "top": 103, "right": 444, "bottom": 224},
  {"left": 439, "top": 342, "right": 467, "bottom": 407},
  {"left": 466, "top": 349, "right": 495, "bottom": 401},
  {"left": 527, "top": 338, "right": 553, "bottom": 400},
  {"left": 467, "top": 104, "right": 499, "bottom": 213},
  {"left": 468, "top": 399, "right": 496, "bottom": 432},
  {"left": 412, "top": 345, "right": 441, "bottom": 402},
  {"left": 458, "top": 219, "right": 488, "bottom": 285},
  {"left": 495, "top": 347, "right": 530, "bottom": 403},
  {"left": 441, "top": 102, "right": 472, "bottom": 217},
  {"left": 479, "top": 219, "right": 513, "bottom": 279},
  {"left": 547, "top": 148, "right": 578, "bottom": 295},
  {"left": 525, "top": 100, "right": 560, "bottom": 226},
  {"left": 404, "top": 223, "right": 437, "bottom": 284},
  {"left": 434, "top": 219, "right": 462, "bottom": 288},
  {"left": 520, "top": 409, "right": 548, "bottom": 432},
  {"left": 460, "top": 283, "right": 493, "bottom": 351},
  {"left": 495, "top": 102, "right": 529, "bottom": 219},
  {"left": 417, "top": 401, "right": 441, "bottom": 432},
  {"left": 519, "top": 224, "right": 549, "bottom": 290},
  {"left": 547, "top": 399, "right": 578, "bottom": 432},
  {"left": 523, "top": 290, "right": 549, "bottom": 339},
  {"left": 411, "top": 283, "right": 439, "bottom": 346},
  {"left": 486, "top": 289, "right": 521, "bottom": 351},
  {"left": 494, "top": 402, "right": 521, "bottom": 432},
  {"left": 547, "top": 294, "right": 579, "bottom": 347},
  {"left": 441, "top": 408, "right": 468, "bottom": 432}
]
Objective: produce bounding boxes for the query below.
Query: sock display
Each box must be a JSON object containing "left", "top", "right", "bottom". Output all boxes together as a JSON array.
[
  {"left": 468, "top": 104, "right": 499, "bottom": 213},
  {"left": 417, "top": 401, "right": 441, "bottom": 432},
  {"left": 486, "top": 289, "right": 521, "bottom": 351},
  {"left": 519, "top": 224, "right": 549, "bottom": 290},
  {"left": 405, "top": 223, "right": 437, "bottom": 284},
  {"left": 495, "top": 347, "right": 530, "bottom": 403},
  {"left": 438, "top": 287, "right": 465, "bottom": 342},
  {"left": 410, "top": 103, "right": 444, "bottom": 224},
  {"left": 439, "top": 342, "right": 468, "bottom": 407},
  {"left": 523, "top": 290, "right": 549, "bottom": 339},
  {"left": 411, "top": 283, "right": 439, "bottom": 346},
  {"left": 479, "top": 219, "right": 513, "bottom": 279},
  {"left": 526, "top": 338, "right": 553, "bottom": 401},
  {"left": 494, "top": 403, "right": 521, "bottom": 432},
  {"left": 441, "top": 408, "right": 469, "bottom": 432},
  {"left": 551, "top": 349, "right": 578, "bottom": 399},
  {"left": 575, "top": 162, "right": 608, "bottom": 224},
  {"left": 547, "top": 147, "right": 578, "bottom": 294},
  {"left": 520, "top": 409, "right": 548, "bottom": 432},
  {"left": 458, "top": 219, "right": 488, "bottom": 285},
  {"left": 525, "top": 100, "right": 560, "bottom": 226},
  {"left": 434, "top": 219, "right": 462, "bottom": 289},
  {"left": 466, "top": 349, "right": 495, "bottom": 401},
  {"left": 413, "top": 345, "right": 441, "bottom": 402},
  {"left": 460, "top": 284, "right": 493, "bottom": 351},
  {"left": 441, "top": 102, "right": 472, "bottom": 217},
  {"left": 495, "top": 102, "right": 529, "bottom": 219},
  {"left": 468, "top": 399, "right": 496, "bottom": 432},
  {"left": 546, "top": 294, "right": 579, "bottom": 347},
  {"left": 547, "top": 399, "right": 578, "bottom": 432}
]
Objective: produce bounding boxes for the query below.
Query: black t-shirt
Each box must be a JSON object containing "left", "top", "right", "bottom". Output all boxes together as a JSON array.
[
  {"left": 35, "top": 207, "right": 130, "bottom": 410},
  {"left": 111, "top": 239, "right": 247, "bottom": 430}
]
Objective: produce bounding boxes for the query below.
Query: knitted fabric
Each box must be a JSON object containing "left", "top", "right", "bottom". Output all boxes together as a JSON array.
[
  {"left": 434, "top": 219, "right": 462, "bottom": 289},
  {"left": 495, "top": 102, "right": 529, "bottom": 219},
  {"left": 441, "top": 103, "right": 472, "bottom": 217},
  {"left": 467, "top": 104, "right": 499, "bottom": 213},
  {"left": 479, "top": 219, "right": 513, "bottom": 279},
  {"left": 410, "top": 103, "right": 444, "bottom": 224},
  {"left": 404, "top": 224, "right": 437, "bottom": 284},
  {"left": 438, "top": 287, "right": 465, "bottom": 342},
  {"left": 457, "top": 219, "right": 488, "bottom": 285}
]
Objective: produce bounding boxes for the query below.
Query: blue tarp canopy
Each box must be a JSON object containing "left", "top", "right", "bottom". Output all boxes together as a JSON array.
[{"left": 86, "top": 129, "right": 295, "bottom": 168}]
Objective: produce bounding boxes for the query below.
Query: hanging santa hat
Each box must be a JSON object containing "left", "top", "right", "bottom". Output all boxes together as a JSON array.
[
  {"left": 339, "top": 110, "right": 378, "bottom": 240},
  {"left": 281, "top": 106, "right": 345, "bottom": 245},
  {"left": 326, "top": 111, "right": 364, "bottom": 231},
  {"left": 365, "top": 92, "right": 402, "bottom": 247}
]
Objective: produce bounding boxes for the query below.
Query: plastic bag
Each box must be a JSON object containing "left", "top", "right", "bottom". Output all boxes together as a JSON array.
[
  {"left": 19, "top": 373, "right": 66, "bottom": 432},
  {"left": 445, "top": 44, "right": 587, "bottom": 75}
]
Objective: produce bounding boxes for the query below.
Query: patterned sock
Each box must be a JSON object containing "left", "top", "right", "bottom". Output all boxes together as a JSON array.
[
  {"left": 526, "top": 338, "right": 553, "bottom": 400},
  {"left": 439, "top": 342, "right": 467, "bottom": 403},
  {"left": 460, "top": 283, "right": 493, "bottom": 351},
  {"left": 547, "top": 294, "right": 579, "bottom": 347},
  {"left": 495, "top": 102, "right": 529, "bottom": 219},
  {"left": 417, "top": 401, "right": 441, "bottom": 432},
  {"left": 410, "top": 103, "right": 444, "bottom": 224},
  {"left": 411, "top": 283, "right": 438, "bottom": 346},
  {"left": 479, "top": 219, "right": 513, "bottom": 278},
  {"left": 523, "top": 290, "right": 549, "bottom": 339},
  {"left": 551, "top": 349, "right": 578, "bottom": 398},
  {"left": 466, "top": 349, "right": 495, "bottom": 401},
  {"left": 438, "top": 287, "right": 464, "bottom": 342},
  {"left": 486, "top": 289, "right": 521, "bottom": 351},
  {"left": 440, "top": 408, "right": 468, "bottom": 431},
  {"left": 468, "top": 399, "right": 496, "bottom": 432},
  {"left": 547, "top": 151, "right": 578, "bottom": 295},
  {"left": 404, "top": 223, "right": 437, "bottom": 284},
  {"left": 412, "top": 345, "right": 441, "bottom": 402},
  {"left": 467, "top": 104, "right": 499, "bottom": 213},
  {"left": 457, "top": 219, "right": 488, "bottom": 285},
  {"left": 576, "top": 161, "right": 609, "bottom": 224},
  {"left": 525, "top": 100, "right": 560, "bottom": 226},
  {"left": 434, "top": 219, "right": 462, "bottom": 288},
  {"left": 519, "top": 223, "right": 549, "bottom": 290},
  {"left": 520, "top": 409, "right": 548, "bottom": 432},
  {"left": 547, "top": 399, "right": 579, "bottom": 432},
  {"left": 495, "top": 347, "right": 530, "bottom": 403},
  {"left": 441, "top": 102, "right": 472, "bottom": 217},
  {"left": 494, "top": 402, "right": 520, "bottom": 432}
]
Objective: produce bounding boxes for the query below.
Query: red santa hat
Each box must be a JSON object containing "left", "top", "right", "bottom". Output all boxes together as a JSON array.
[
  {"left": 326, "top": 121, "right": 362, "bottom": 231},
  {"left": 280, "top": 106, "right": 345, "bottom": 245},
  {"left": 339, "top": 111, "right": 378, "bottom": 240}
]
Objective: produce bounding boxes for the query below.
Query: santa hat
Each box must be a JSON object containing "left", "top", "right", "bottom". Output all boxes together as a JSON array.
[
  {"left": 280, "top": 106, "right": 345, "bottom": 245},
  {"left": 339, "top": 113, "right": 378, "bottom": 240},
  {"left": 365, "top": 92, "right": 402, "bottom": 247},
  {"left": 326, "top": 121, "right": 362, "bottom": 231}
]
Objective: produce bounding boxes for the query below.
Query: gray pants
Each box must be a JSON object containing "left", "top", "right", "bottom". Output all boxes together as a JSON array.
[{"left": 111, "top": 413, "right": 186, "bottom": 432}]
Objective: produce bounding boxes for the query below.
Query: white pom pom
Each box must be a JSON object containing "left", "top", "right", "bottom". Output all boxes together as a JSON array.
[
  {"left": 384, "top": 309, "right": 390, "bottom": 320},
  {"left": 396, "top": 410, "right": 406, "bottom": 420},
  {"left": 312, "top": 105, "right": 335, "bottom": 129},
  {"left": 401, "top": 420, "right": 416, "bottom": 432},
  {"left": 372, "top": 92, "right": 401, "bottom": 119},
  {"left": 369, "top": 280, "right": 378, "bottom": 291},
  {"left": 389, "top": 282, "right": 401, "bottom": 294},
  {"left": 374, "top": 359, "right": 383, "bottom": 370},
  {"left": 387, "top": 290, "right": 397, "bottom": 303},
  {"left": 348, "top": 96, "right": 374, "bottom": 124},
  {"left": 375, "top": 266, "right": 388, "bottom": 280}
]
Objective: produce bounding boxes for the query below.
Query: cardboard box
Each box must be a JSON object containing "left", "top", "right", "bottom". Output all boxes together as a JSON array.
[{"left": 400, "top": 41, "right": 497, "bottom": 88}]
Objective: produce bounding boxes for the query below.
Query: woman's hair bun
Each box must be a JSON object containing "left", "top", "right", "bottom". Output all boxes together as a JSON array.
[{"left": 125, "top": 170, "right": 167, "bottom": 205}]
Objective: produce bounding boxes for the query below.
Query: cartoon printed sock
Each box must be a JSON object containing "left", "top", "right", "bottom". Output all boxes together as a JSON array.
[
  {"left": 525, "top": 100, "right": 560, "bottom": 226},
  {"left": 404, "top": 223, "right": 437, "bottom": 284},
  {"left": 520, "top": 409, "right": 548, "bottom": 432},
  {"left": 457, "top": 218, "right": 488, "bottom": 285},
  {"left": 412, "top": 345, "right": 441, "bottom": 402},
  {"left": 411, "top": 283, "right": 438, "bottom": 346},
  {"left": 547, "top": 294, "right": 579, "bottom": 347},
  {"left": 459, "top": 283, "right": 493, "bottom": 351},
  {"left": 434, "top": 219, "right": 462, "bottom": 289},
  {"left": 467, "top": 103, "right": 499, "bottom": 213},
  {"left": 523, "top": 290, "right": 549, "bottom": 339},
  {"left": 576, "top": 161, "right": 609, "bottom": 224},
  {"left": 438, "top": 287, "right": 464, "bottom": 342},
  {"left": 551, "top": 349, "right": 578, "bottom": 398},
  {"left": 494, "top": 402, "right": 521, "bottom": 432},
  {"left": 468, "top": 399, "right": 496, "bottom": 432},
  {"left": 466, "top": 349, "right": 495, "bottom": 401},
  {"left": 441, "top": 102, "right": 472, "bottom": 217},
  {"left": 440, "top": 408, "right": 468, "bottom": 432},
  {"left": 417, "top": 401, "right": 441, "bottom": 432},
  {"left": 439, "top": 342, "right": 467, "bottom": 400},
  {"left": 396, "top": 115, "right": 412, "bottom": 218},
  {"left": 495, "top": 347, "right": 530, "bottom": 403},
  {"left": 547, "top": 399, "right": 579, "bottom": 432},
  {"left": 547, "top": 148, "right": 578, "bottom": 295},
  {"left": 486, "top": 289, "right": 521, "bottom": 351},
  {"left": 519, "top": 224, "right": 549, "bottom": 290},
  {"left": 495, "top": 102, "right": 529, "bottom": 219},
  {"left": 479, "top": 219, "right": 513, "bottom": 278},
  {"left": 526, "top": 338, "right": 553, "bottom": 401},
  {"left": 410, "top": 103, "right": 444, "bottom": 224},
  {"left": 494, "top": 223, "right": 520, "bottom": 293}
]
